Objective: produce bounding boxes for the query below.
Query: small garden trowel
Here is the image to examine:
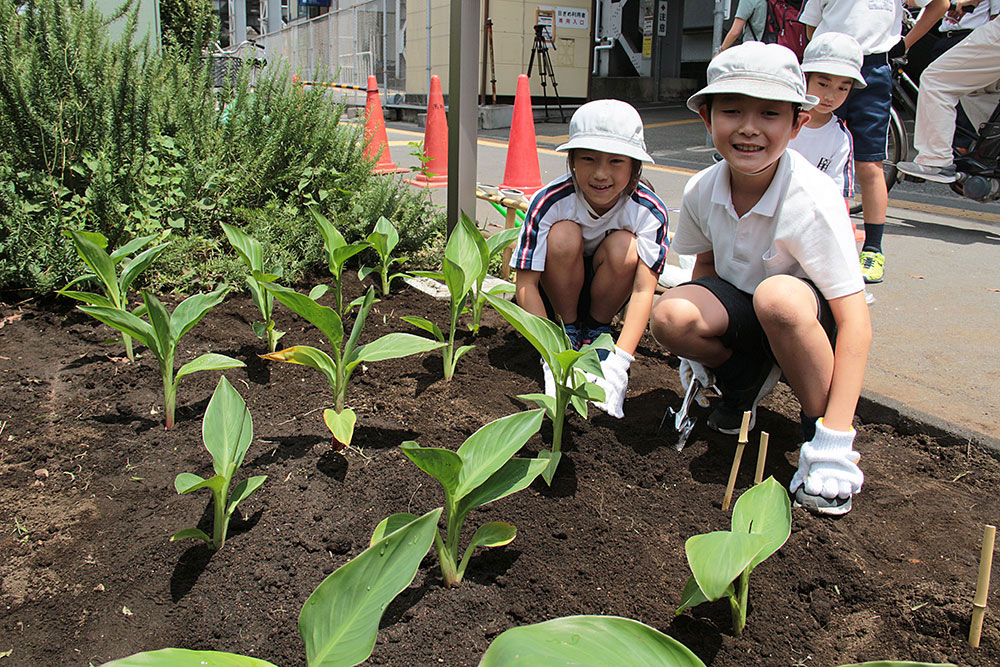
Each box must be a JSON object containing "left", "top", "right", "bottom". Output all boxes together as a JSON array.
[{"left": 660, "top": 375, "right": 707, "bottom": 451}]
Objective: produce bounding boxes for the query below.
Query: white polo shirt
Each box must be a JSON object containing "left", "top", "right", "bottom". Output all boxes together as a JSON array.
[
  {"left": 671, "top": 150, "right": 864, "bottom": 300},
  {"left": 510, "top": 173, "right": 671, "bottom": 274},
  {"left": 799, "top": 0, "right": 935, "bottom": 54},
  {"left": 788, "top": 115, "right": 855, "bottom": 197}
]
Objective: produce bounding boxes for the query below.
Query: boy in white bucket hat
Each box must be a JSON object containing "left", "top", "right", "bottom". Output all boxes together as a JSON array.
[
  {"left": 790, "top": 32, "right": 866, "bottom": 206},
  {"left": 509, "top": 99, "right": 670, "bottom": 419},
  {"left": 649, "top": 43, "right": 872, "bottom": 516}
]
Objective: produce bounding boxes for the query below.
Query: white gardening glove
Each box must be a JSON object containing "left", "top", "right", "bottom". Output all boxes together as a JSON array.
[
  {"left": 679, "top": 358, "right": 713, "bottom": 408},
  {"left": 789, "top": 419, "right": 864, "bottom": 500},
  {"left": 540, "top": 358, "right": 556, "bottom": 399},
  {"left": 590, "top": 346, "right": 633, "bottom": 419}
]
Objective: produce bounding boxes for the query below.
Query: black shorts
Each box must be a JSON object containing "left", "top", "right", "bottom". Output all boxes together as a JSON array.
[
  {"left": 536, "top": 254, "right": 596, "bottom": 323},
  {"left": 686, "top": 275, "right": 837, "bottom": 365}
]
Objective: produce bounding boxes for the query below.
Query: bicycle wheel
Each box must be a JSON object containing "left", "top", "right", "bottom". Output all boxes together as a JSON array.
[{"left": 849, "top": 106, "right": 906, "bottom": 215}]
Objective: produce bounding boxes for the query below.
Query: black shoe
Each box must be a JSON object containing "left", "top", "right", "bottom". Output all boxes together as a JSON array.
[{"left": 707, "top": 362, "right": 781, "bottom": 435}]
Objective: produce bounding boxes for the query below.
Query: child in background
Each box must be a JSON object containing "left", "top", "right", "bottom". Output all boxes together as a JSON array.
[
  {"left": 789, "top": 32, "right": 864, "bottom": 203},
  {"left": 649, "top": 43, "right": 872, "bottom": 516},
  {"left": 510, "top": 99, "right": 670, "bottom": 419}
]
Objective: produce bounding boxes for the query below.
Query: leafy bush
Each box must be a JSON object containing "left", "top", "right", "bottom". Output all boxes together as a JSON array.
[{"left": 0, "top": 0, "right": 444, "bottom": 296}]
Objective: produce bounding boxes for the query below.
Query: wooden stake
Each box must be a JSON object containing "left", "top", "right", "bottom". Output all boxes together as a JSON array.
[
  {"left": 722, "top": 412, "right": 752, "bottom": 511},
  {"left": 969, "top": 524, "right": 996, "bottom": 648},
  {"left": 754, "top": 431, "right": 769, "bottom": 485}
]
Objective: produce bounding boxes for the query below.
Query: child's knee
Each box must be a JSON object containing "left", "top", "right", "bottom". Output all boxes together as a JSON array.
[
  {"left": 753, "top": 276, "right": 816, "bottom": 329},
  {"left": 650, "top": 296, "right": 701, "bottom": 346},
  {"left": 546, "top": 220, "right": 583, "bottom": 257}
]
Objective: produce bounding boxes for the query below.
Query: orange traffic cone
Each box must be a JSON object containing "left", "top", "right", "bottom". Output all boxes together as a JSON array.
[
  {"left": 408, "top": 75, "right": 448, "bottom": 188},
  {"left": 500, "top": 74, "right": 543, "bottom": 196},
  {"left": 362, "top": 75, "right": 402, "bottom": 174}
]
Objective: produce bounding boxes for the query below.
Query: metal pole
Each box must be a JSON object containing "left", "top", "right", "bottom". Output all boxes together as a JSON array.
[
  {"left": 707, "top": 0, "right": 726, "bottom": 146},
  {"left": 426, "top": 0, "right": 432, "bottom": 95},
  {"left": 446, "top": 0, "right": 479, "bottom": 235},
  {"left": 382, "top": 0, "right": 388, "bottom": 88}
]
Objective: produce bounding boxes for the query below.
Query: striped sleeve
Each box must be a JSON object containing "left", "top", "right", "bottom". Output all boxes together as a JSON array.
[
  {"left": 838, "top": 118, "right": 855, "bottom": 198},
  {"left": 630, "top": 183, "right": 671, "bottom": 274},
  {"left": 511, "top": 176, "right": 576, "bottom": 271}
]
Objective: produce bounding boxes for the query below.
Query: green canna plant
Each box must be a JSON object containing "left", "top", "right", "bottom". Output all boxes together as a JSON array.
[
  {"left": 104, "top": 509, "right": 443, "bottom": 667},
  {"left": 220, "top": 222, "right": 286, "bottom": 353},
  {"left": 374, "top": 409, "right": 547, "bottom": 587},
  {"left": 79, "top": 286, "right": 244, "bottom": 429},
  {"left": 58, "top": 230, "right": 170, "bottom": 362},
  {"left": 260, "top": 282, "right": 443, "bottom": 448},
  {"left": 358, "top": 216, "right": 408, "bottom": 296},
  {"left": 171, "top": 376, "right": 266, "bottom": 551},
  {"left": 676, "top": 476, "right": 791, "bottom": 636},
  {"left": 466, "top": 222, "right": 520, "bottom": 336},
  {"left": 484, "top": 293, "right": 610, "bottom": 485},
  {"left": 403, "top": 213, "right": 482, "bottom": 381},
  {"left": 311, "top": 207, "right": 370, "bottom": 317}
]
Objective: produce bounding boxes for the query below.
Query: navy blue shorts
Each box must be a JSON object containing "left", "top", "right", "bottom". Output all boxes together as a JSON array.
[{"left": 836, "top": 53, "right": 892, "bottom": 162}]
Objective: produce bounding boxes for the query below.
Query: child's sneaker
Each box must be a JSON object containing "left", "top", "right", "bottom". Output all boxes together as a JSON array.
[
  {"left": 562, "top": 322, "right": 582, "bottom": 350},
  {"left": 859, "top": 250, "right": 884, "bottom": 284},
  {"left": 707, "top": 361, "right": 781, "bottom": 435},
  {"left": 581, "top": 323, "right": 613, "bottom": 360}
]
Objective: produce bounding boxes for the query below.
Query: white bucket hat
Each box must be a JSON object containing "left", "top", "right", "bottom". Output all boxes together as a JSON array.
[
  {"left": 556, "top": 99, "right": 654, "bottom": 163},
  {"left": 686, "top": 42, "right": 819, "bottom": 113},
  {"left": 801, "top": 32, "right": 867, "bottom": 89}
]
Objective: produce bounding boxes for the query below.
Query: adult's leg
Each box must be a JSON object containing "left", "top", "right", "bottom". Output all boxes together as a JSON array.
[
  {"left": 914, "top": 19, "right": 1000, "bottom": 167},
  {"left": 753, "top": 275, "right": 833, "bottom": 418},
  {"left": 589, "top": 230, "right": 638, "bottom": 323},
  {"left": 649, "top": 284, "right": 731, "bottom": 368},
  {"left": 538, "top": 219, "right": 584, "bottom": 324}
]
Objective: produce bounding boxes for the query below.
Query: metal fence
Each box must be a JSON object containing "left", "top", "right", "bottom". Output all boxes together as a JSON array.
[{"left": 258, "top": 1, "right": 402, "bottom": 99}]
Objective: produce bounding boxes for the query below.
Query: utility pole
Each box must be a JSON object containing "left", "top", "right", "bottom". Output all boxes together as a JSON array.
[{"left": 446, "top": 0, "right": 479, "bottom": 235}]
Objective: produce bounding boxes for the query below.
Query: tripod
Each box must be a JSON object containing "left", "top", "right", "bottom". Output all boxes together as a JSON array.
[{"left": 526, "top": 24, "right": 565, "bottom": 122}]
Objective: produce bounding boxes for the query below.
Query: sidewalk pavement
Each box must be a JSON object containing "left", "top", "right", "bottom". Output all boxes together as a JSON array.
[{"left": 382, "top": 120, "right": 1000, "bottom": 449}]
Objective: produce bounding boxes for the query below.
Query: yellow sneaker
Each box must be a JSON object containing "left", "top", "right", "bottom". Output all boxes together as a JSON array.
[{"left": 859, "top": 250, "right": 884, "bottom": 284}]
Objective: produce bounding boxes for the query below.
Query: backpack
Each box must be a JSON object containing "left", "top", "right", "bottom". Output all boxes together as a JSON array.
[{"left": 757, "top": 0, "right": 808, "bottom": 61}]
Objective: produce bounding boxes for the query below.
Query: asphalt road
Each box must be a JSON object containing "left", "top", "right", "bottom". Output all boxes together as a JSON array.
[{"left": 382, "top": 116, "right": 1000, "bottom": 449}]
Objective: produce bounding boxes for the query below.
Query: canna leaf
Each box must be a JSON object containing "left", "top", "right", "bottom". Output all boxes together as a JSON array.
[
  {"left": 324, "top": 408, "right": 357, "bottom": 447},
  {"left": 264, "top": 282, "right": 344, "bottom": 348},
  {"left": 202, "top": 376, "right": 253, "bottom": 476},
  {"left": 371, "top": 216, "right": 400, "bottom": 255},
  {"left": 454, "top": 409, "right": 545, "bottom": 499},
  {"left": 59, "top": 290, "right": 115, "bottom": 308},
  {"left": 175, "top": 353, "right": 245, "bottom": 381},
  {"left": 68, "top": 230, "right": 120, "bottom": 304},
  {"left": 539, "top": 450, "right": 562, "bottom": 486},
  {"left": 169, "top": 528, "right": 213, "bottom": 545},
  {"left": 308, "top": 284, "right": 330, "bottom": 301},
  {"left": 442, "top": 257, "right": 468, "bottom": 306},
  {"left": 401, "top": 315, "right": 445, "bottom": 342},
  {"left": 466, "top": 521, "right": 516, "bottom": 549},
  {"left": 110, "top": 233, "right": 159, "bottom": 262},
  {"left": 486, "top": 226, "right": 521, "bottom": 258},
  {"left": 685, "top": 531, "right": 768, "bottom": 602},
  {"left": 120, "top": 243, "right": 169, "bottom": 294},
  {"left": 77, "top": 305, "right": 155, "bottom": 351},
  {"left": 221, "top": 222, "right": 264, "bottom": 272},
  {"left": 342, "top": 288, "right": 377, "bottom": 362},
  {"left": 400, "top": 443, "right": 462, "bottom": 498},
  {"left": 63, "top": 229, "right": 108, "bottom": 249},
  {"left": 353, "top": 333, "right": 445, "bottom": 364},
  {"left": 731, "top": 477, "right": 791, "bottom": 573},
  {"left": 444, "top": 214, "right": 484, "bottom": 297},
  {"left": 261, "top": 346, "right": 338, "bottom": 388},
  {"left": 170, "top": 286, "right": 231, "bottom": 341},
  {"left": 485, "top": 294, "right": 566, "bottom": 366},
  {"left": 516, "top": 393, "right": 557, "bottom": 419},
  {"left": 299, "top": 508, "right": 442, "bottom": 667},
  {"left": 227, "top": 475, "right": 268, "bottom": 517},
  {"left": 174, "top": 472, "right": 226, "bottom": 495},
  {"left": 455, "top": 457, "right": 548, "bottom": 518},
  {"left": 143, "top": 291, "right": 174, "bottom": 361},
  {"left": 101, "top": 648, "right": 278, "bottom": 666},
  {"left": 370, "top": 512, "right": 421, "bottom": 546},
  {"left": 453, "top": 344, "right": 476, "bottom": 365},
  {"left": 675, "top": 575, "right": 712, "bottom": 615},
  {"left": 480, "top": 615, "right": 708, "bottom": 667}
]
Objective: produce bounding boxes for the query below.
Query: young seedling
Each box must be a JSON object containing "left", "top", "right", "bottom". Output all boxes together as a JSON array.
[
  {"left": 374, "top": 409, "right": 547, "bottom": 587},
  {"left": 677, "top": 476, "right": 791, "bottom": 636},
  {"left": 79, "top": 286, "right": 244, "bottom": 429},
  {"left": 220, "top": 222, "right": 285, "bottom": 353},
  {"left": 403, "top": 213, "right": 484, "bottom": 380},
  {"left": 105, "top": 509, "right": 443, "bottom": 667},
  {"left": 261, "top": 282, "right": 443, "bottom": 448},
  {"left": 484, "top": 293, "right": 610, "bottom": 484},
  {"left": 358, "top": 216, "right": 408, "bottom": 296},
  {"left": 59, "top": 230, "right": 169, "bottom": 362},
  {"left": 457, "top": 213, "right": 521, "bottom": 336},
  {"left": 311, "top": 207, "right": 369, "bottom": 316},
  {"left": 171, "top": 376, "right": 266, "bottom": 551}
]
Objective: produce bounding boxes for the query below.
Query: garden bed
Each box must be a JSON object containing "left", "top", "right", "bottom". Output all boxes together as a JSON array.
[{"left": 1, "top": 277, "right": 998, "bottom": 666}]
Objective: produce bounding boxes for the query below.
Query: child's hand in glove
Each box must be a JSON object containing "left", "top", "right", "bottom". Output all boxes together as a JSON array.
[
  {"left": 789, "top": 419, "right": 864, "bottom": 500},
  {"left": 590, "top": 347, "right": 633, "bottom": 419}
]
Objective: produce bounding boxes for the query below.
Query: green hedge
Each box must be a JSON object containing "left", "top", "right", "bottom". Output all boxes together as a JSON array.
[{"left": 0, "top": 0, "right": 443, "bottom": 295}]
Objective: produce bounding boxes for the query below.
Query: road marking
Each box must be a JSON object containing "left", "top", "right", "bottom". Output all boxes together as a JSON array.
[
  {"left": 644, "top": 118, "right": 703, "bottom": 129},
  {"left": 535, "top": 119, "right": 701, "bottom": 145},
  {"left": 884, "top": 198, "right": 1000, "bottom": 224}
]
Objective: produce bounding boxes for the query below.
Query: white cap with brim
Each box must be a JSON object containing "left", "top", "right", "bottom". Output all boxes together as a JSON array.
[
  {"left": 556, "top": 99, "right": 654, "bottom": 163},
  {"left": 801, "top": 32, "right": 867, "bottom": 89},
  {"left": 686, "top": 42, "right": 819, "bottom": 113}
]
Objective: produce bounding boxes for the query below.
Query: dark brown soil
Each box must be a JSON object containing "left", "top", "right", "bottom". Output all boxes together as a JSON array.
[{"left": 2, "top": 276, "right": 998, "bottom": 667}]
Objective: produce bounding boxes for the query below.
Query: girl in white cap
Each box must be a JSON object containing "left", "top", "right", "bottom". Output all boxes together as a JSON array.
[{"left": 508, "top": 99, "right": 670, "bottom": 419}]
